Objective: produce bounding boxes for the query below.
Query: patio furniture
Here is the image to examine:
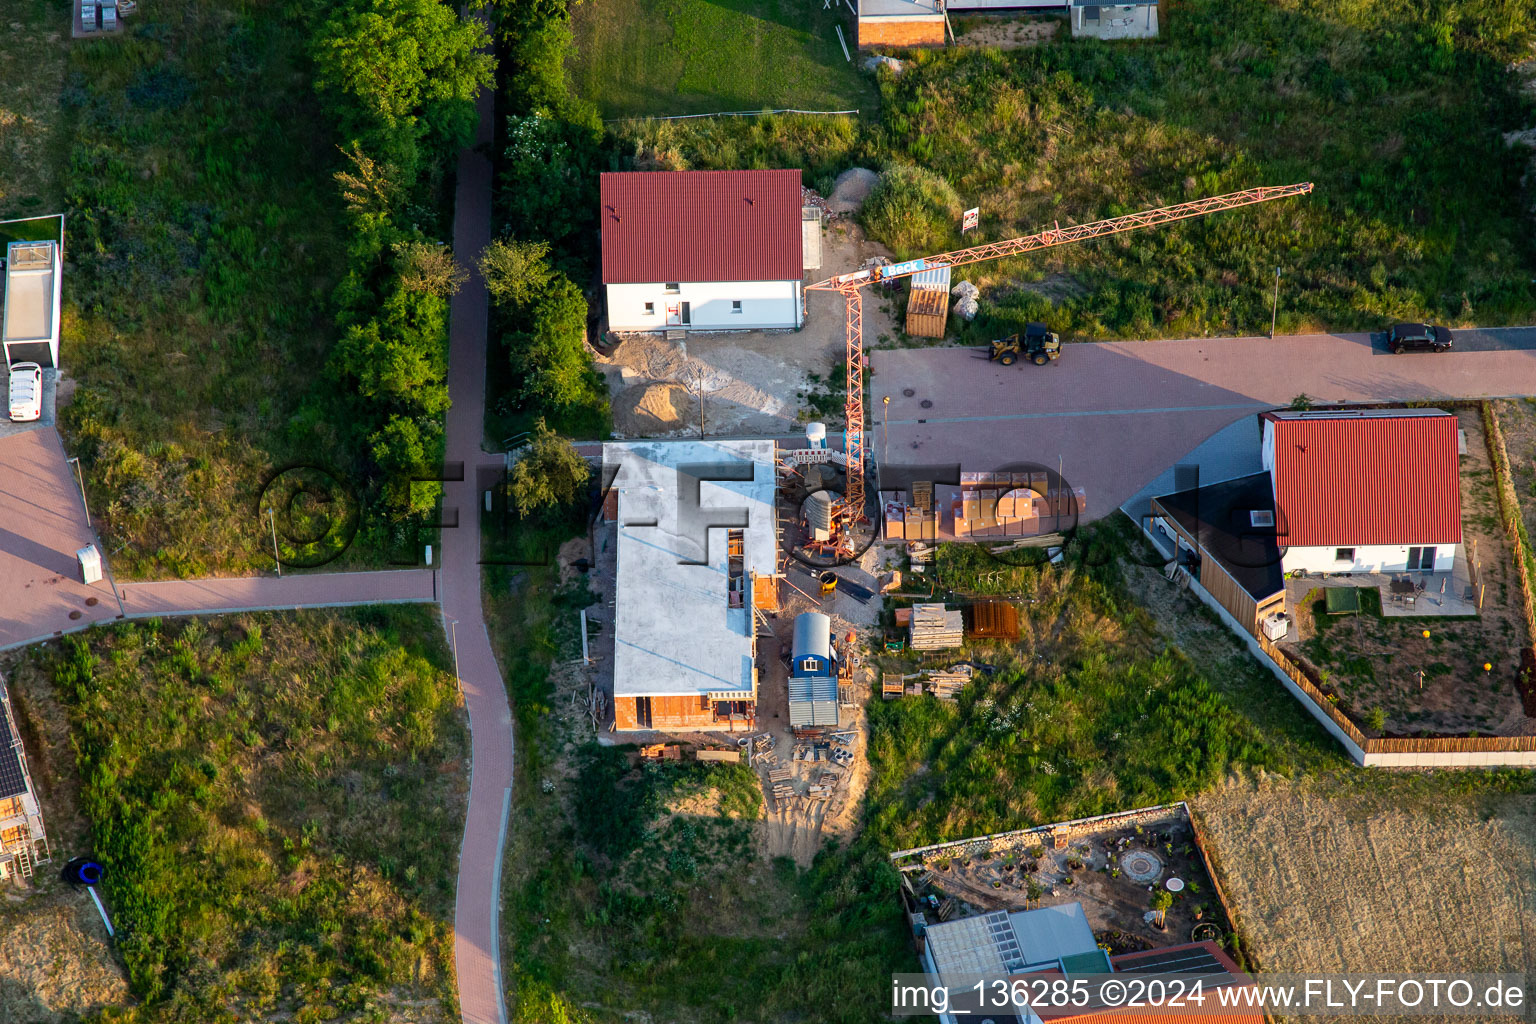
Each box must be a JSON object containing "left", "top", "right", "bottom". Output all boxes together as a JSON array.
[{"left": 1389, "top": 579, "right": 1416, "bottom": 596}]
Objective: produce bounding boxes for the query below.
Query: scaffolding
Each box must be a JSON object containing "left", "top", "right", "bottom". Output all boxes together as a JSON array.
[{"left": 0, "top": 674, "right": 49, "bottom": 883}]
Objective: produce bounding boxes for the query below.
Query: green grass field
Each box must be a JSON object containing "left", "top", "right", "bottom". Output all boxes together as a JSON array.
[
  {"left": 567, "top": 0, "right": 874, "bottom": 117},
  {"left": 34, "top": 608, "right": 467, "bottom": 1023},
  {"left": 608, "top": 0, "right": 1536, "bottom": 338}
]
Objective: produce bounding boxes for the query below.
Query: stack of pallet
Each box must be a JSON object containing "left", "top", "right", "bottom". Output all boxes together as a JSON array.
[
  {"left": 767, "top": 766, "right": 794, "bottom": 808},
  {"left": 905, "top": 267, "right": 952, "bottom": 338},
  {"left": 808, "top": 769, "right": 841, "bottom": 797},
  {"left": 639, "top": 743, "right": 682, "bottom": 761},
  {"left": 926, "top": 665, "right": 973, "bottom": 701},
  {"left": 884, "top": 482, "right": 937, "bottom": 541},
  {"left": 910, "top": 603, "right": 964, "bottom": 650}
]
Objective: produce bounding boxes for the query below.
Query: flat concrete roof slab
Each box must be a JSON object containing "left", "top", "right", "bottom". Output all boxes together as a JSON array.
[{"left": 606, "top": 439, "right": 777, "bottom": 699}]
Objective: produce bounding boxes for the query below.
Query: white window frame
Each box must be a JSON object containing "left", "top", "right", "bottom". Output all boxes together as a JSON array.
[
  {"left": 664, "top": 283, "right": 681, "bottom": 295},
  {"left": 643, "top": 302, "right": 655, "bottom": 315},
  {"left": 731, "top": 300, "right": 743, "bottom": 314},
  {"left": 1334, "top": 547, "right": 1355, "bottom": 563}
]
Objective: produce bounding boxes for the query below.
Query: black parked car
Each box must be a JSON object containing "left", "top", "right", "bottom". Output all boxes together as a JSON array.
[{"left": 1387, "top": 322, "right": 1454, "bottom": 353}]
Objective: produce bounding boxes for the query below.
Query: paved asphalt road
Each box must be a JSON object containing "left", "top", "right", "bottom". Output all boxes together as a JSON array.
[
  {"left": 442, "top": 40, "right": 513, "bottom": 1024},
  {"left": 872, "top": 330, "right": 1536, "bottom": 517}
]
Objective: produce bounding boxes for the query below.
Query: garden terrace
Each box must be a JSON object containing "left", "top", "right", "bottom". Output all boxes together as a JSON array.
[
  {"left": 1279, "top": 407, "right": 1531, "bottom": 738},
  {"left": 892, "top": 803, "right": 1237, "bottom": 960}
]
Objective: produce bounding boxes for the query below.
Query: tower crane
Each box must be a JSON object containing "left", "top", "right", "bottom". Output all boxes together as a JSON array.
[{"left": 803, "top": 182, "right": 1315, "bottom": 540}]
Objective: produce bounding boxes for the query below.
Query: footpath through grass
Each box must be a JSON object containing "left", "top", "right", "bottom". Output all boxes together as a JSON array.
[
  {"left": 37, "top": 608, "right": 467, "bottom": 1023},
  {"left": 567, "top": 0, "right": 874, "bottom": 117}
]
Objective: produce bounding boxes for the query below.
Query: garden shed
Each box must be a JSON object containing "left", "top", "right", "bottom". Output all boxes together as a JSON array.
[{"left": 789, "top": 612, "right": 839, "bottom": 727}]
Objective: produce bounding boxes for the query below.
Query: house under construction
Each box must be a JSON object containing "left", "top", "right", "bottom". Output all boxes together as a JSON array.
[
  {"left": 0, "top": 673, "right": 48, "bottom": 882},
  {"left": 605, "top": 439, "right": 782, "bottom": 731}
]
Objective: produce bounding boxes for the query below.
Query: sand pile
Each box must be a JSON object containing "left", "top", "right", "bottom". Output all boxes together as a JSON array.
[{"left": 613, "top": 381, "right": 692, "bottom": 435}]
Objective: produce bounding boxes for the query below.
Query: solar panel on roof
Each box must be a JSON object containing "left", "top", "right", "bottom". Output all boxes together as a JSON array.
[
  {"left": 1114, "top": 945, "right": 1228, "bottom": 975},
  {"left": 0, "top": 694, "right": 29, "bottom": 799}
]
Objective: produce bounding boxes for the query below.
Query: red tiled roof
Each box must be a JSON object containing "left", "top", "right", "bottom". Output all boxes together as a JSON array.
[
  {"left": 599, "top": 170, "right": 803, "bottom": 284},
  {"left": 1265, "top": 411, "right": 1462, "bottom": 548}
]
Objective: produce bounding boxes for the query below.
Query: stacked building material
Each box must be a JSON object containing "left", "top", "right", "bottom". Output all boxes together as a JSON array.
[
  {"left": 905, "top": 266, "right": 951, "bottom": 338},
  {"left": 910, "top": 603, "right": 964, "bottom": 650},
  {"left": 966, "top": 600, "right": 1020, "bottom": 640},
  {"left": 926, "top": 665, "right": 973, "bottom": 700},
  {"left": 883, "top": 673, "right": 906, "bottom": 699},
  {"left": 952, "top": 471, "right": 1088, "bottom": 539}
]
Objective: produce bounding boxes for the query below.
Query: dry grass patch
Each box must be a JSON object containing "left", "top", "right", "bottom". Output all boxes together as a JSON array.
[{"left": 1195, "top": 774, "right": 1536, "bottom": 978}]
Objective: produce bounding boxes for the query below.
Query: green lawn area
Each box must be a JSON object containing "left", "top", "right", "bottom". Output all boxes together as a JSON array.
[
  {"left": 612, "top": 0, "right": 1536, "bottom": 339},
  {"left": 28, "top": 607, "right": 467, "bottom": 1023},
  {"left": 567, "top": 0, "right": 875, "bottom": 117}
]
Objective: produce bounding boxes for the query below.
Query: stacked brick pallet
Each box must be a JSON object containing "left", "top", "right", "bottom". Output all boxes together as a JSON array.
[{"left": 951, "top": 471, "right": 1087, "bottom": 539}]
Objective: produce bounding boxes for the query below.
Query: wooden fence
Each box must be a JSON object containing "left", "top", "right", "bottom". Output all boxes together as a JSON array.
[
  {"left": 1258, "top": 626, "right": 1536, "bottom": 757},
  {"left": 1483, "top": 402, "right": 1536, "bottom": 645},
  {"left": 1255, "top": 634, "right": 1369, "bottom": 748}
]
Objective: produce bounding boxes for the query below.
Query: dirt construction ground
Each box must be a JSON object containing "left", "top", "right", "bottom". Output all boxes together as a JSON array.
[
  {"left": 597, "top": 222, "right": 897, "bottom": 439},
  {"left": 1195, "top": 775, "right": 1536, "bottom": 1017}
]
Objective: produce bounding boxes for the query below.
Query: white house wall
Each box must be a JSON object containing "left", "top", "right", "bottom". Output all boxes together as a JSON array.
[
  {"left": 1281, "top": 543, "right": 1458, "bottom": 576},
  {"left": 607, "top": 280, "right": 803, "bottom": 332}
]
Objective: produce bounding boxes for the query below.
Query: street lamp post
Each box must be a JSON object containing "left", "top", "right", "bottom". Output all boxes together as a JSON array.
[
  {"left": 267, "top": 507, "right": 280, "bottom": 577},
  {"left": 1270, "top": 267, "right": 1282, "bottom": 339},
  {"left": 67, "top": 456, "right": 91, "bottom": 530}
]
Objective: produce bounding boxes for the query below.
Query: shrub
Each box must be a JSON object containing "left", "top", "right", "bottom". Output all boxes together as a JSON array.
[{"left": 861, "top": 164, "right": 963, "bottom": 257}]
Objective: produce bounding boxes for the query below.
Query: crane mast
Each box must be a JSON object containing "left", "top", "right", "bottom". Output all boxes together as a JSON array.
[{"left": 805, "top": 183, "right": 1314, "bottom": 532}]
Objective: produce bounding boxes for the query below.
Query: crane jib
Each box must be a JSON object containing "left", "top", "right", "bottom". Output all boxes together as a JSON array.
[{"left": 805, "top": 181, "right": 1315, "bottom": 549}]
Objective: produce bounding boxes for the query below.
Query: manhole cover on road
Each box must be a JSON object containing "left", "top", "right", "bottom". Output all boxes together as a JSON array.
[
  {"left": 920, "top": 399, "right": 933, "bottom": 409},
  {"left": 68, "top": 610, "right": 82, "bottom": 620},
  {"left": 902, "top": 388, "right": 916, "bottom": 397},
  {"left": 1122, "top": 850, "right": 1162, "bottom": 882},
  {"left": 85, "top": 597, "right": 99, "bottom": 607}
]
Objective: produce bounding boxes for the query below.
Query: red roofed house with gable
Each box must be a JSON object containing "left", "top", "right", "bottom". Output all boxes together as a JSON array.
[
  {"left": 600, "top": 170, "right": 806, "bottom": 334},
  {"left": 1261, "top": 408, "right": 1462, "bottom": 577}
]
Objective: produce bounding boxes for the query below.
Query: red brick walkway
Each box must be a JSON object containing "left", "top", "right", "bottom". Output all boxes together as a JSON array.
[{"left": 441, "top": 32, "right": 513, "bottom": 1024}]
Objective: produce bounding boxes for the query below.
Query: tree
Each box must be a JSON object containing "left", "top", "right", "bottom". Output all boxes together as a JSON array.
[
  {"left": 394, "top": 240, "right": 468, "bottom": 297},
  {"left": 370, "top": 415, "right": 443, "bottom": 519},
  {"left": 501, "top": 114, "right": 606, "bottom": 246},
  {"left": 1289, "top": 393, "right": 1314, "bottom": 411},
  {"left": 329, "top": 286, "right": 450, "bottom": 418},
  {"left": 333, "top": 142, "right": 401, "bottom": 216},
  {"left": 510, "top": 419, "right": 590, "bottom": 519},
  {"left": 1150, "top": 888, "right": 1173, "bottom": 929},
  {"left": 313, "top": 0, "right": 494, "bottom": 174},
  {"left": 479, "top": 237, "right": 551, "bottom": 307},
  {"left": 513, "top": 274, "right": 593, "bottom": 410}
]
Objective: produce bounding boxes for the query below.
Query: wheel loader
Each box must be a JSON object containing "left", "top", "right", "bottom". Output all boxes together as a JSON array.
[{"left": 988, "top": 323, "right": 1061, "bottom": 366}]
